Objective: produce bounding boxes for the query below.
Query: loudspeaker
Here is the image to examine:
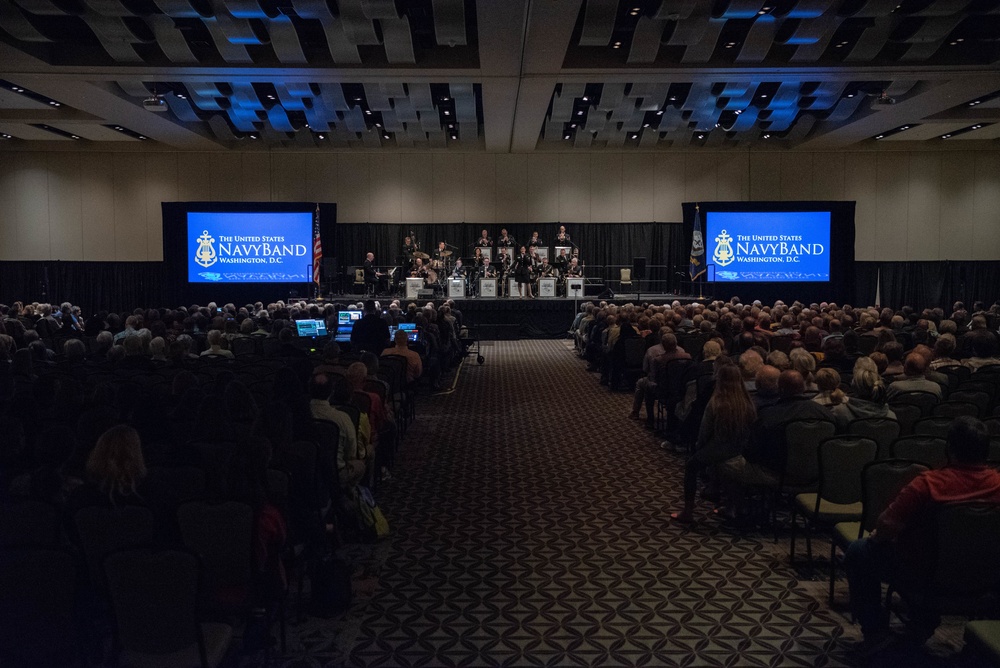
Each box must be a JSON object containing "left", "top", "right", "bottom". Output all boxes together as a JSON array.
[
  {"left": 598, "top": 288, "right": 615, "bottom": 299},
  {"left": 632, "top": 257, "right": 646, "bottom": 280},
  {"left": 417, "top": 289, "right": 435, "bottom": 300},
  {"left": 584, "top": 283, "right": 606, "bottom": 297}
]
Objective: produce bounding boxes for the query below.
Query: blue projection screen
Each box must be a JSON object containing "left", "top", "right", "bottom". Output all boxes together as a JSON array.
[
  {"left": 704, "top": 211, "right": 831, "bottom": 282},
  {"left": 187, "top": 211, "right": 312, "bottom": 283}
]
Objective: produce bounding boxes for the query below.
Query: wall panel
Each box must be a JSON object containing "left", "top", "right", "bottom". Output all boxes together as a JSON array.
[
  {"left": 653, "top": 154, "right": 684, "bottom": 221},
  {"left": 79, "top": 153, "right": 116, "bottom": 261},
  {"left": 432, "top": 153, "right": 465, "bottom": 222},
  {"left": 400, "top": 154, "right": 434, "bottom": 223},
  {"left": 337, "top": 155, "right": 371, "bottom": 222},
  {"left": 973, "top": 152, "right": 1000, "bottom": 261},
  {"left": 0, "top": 158, "right": 17, "bottom": 260},
  {"left": 47, "top": 152, "right": 83, "bottom": 260},
  {"left": 907, "top": 152, "right": 940, "bottom": 260},
  {"left": 844, "top": 153, "right": 878, "bottom": 261},
  {"left": 463, "top": 154, "right": 496, "bottom": 223},
  {"left": 144, "top": 153, "right": 177, "bottom": 261},
  {"left": 495, "top": 154, "right": 527, "bottom": 223},
  {"left": 874, "top": 153, "right": 910, "bottom": 262},
  {"left": 938, "top": 152, "right": 975, "bottom": 261},
  {"left": 0, "top": 148, "right": 997, "bottom": 264},
  {"left": 15, "top": 152, "right": 50, "bottom": 260},
  {"left": 526, "top": 154, "right": 559, "bottom": 222},
  {"left": 622, "top": 154, "right": 655, "bottom": 222},
  {"left": 558, "top": 154, "right": 591, "bottom": 222},
  {"left": 590, "top": 154, "right": 622, "bottom": 222},
  {"left": 780, "top": 153, "right": 814, "bottom": 201},
  {"left": 370, "top": 154, "right": 402, "bottom": 223}
]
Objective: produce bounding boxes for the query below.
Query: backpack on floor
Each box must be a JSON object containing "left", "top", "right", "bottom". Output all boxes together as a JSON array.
[{"left": 356, "top": 485, "right": 390, "bottom": 541}]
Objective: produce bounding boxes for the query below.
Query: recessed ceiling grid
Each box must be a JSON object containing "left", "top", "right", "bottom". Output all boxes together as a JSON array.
[
  {"left": 538, "top": 79, "right": 929, "bottom": 149},
  {"left": 0, "top": 0, "right": 478, "bottom": 67},
  {"left": 116, "top": 80, "right": 484, "bottom": 148},
  {"left": 566, "top": 0, "right": 1000, "bottom": 67}
]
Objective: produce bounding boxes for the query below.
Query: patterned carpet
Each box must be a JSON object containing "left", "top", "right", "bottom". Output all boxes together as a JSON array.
[{"left": 267, "top": 340, "right": 980, "bottom": 668}]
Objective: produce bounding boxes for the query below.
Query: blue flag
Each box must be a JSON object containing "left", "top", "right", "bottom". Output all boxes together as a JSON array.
[{"left": 689, "top": 205, "right": 706, "bottom": 281}]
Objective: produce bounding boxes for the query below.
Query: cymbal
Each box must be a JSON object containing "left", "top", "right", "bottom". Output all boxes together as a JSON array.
[
  {"left": 440, "top": 250, "right": 453, "bottom": 257},
  {"left": 413, "top": 251, "right": 430, "bottom": 259}
]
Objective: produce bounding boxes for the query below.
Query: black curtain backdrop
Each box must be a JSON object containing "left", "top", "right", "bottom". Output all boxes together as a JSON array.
[
  {"left": 2, "top": 258, "right": 1000, "bottom": 317},
  {"left": 332, "top": 222, "right": 690, "bottom": 292}
]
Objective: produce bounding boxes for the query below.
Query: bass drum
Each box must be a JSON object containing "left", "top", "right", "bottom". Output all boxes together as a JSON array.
[{"left": 425, "top": 268, "right": 438, "bottom": 285}]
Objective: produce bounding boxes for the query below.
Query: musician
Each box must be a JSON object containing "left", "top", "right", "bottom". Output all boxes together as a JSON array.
[
  {"left": 513, "top": 246, "right": 534, "bottom": 299},
  {"left": 497, "top": 229, "right": 515, "bottom": 248},
  {"left": 451, "top": 259, "right": 466, "bottom": 279},
  {"left": 480, "top": 257, "right": 497, "bottom": 279},
  {"left": 555, "top": 225, "right": 571, "bottom": 244},
  {"left": 432, "top": 241, "right": 448, "bottom": 269},
  {"left": 410, "top": 257, "right": 428, "bottom": 278},
  {"left": 565, "top": 257, "right": 583, "bottom": 278},
  {"left": 528, "top": 231, "right": 543, "bottom": 248},
  {"left": 363, "top": 252, "right": 383, "bottom": 296},
  {"left": 497, "top": 247, "right": 512, "bottom": 296},
  {"left": 403, "top": 236, "right": 418, "bottom": 257},
  {"left": 528, "top": 245, "right": 542, "bottom": 269},
  {"left": 472, "top": 247, "right": 484, "bottom": 269},
  {"left": 553, "top": 248, "right": 569, "bottom": 276},
  {"left": 476, "top": 229, "right": 492, "bottom": 247},
  {"left": 537, "top": 256, "right": 555, "bottom": 278}
]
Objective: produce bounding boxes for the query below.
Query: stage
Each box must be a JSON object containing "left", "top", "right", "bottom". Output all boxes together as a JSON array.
[{"left": 325, "top": 292, "right": 710, "bottom": 339}]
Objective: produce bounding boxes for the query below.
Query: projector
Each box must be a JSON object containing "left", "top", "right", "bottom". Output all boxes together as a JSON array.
[{"left": 143, "top": 95, "right": 168, "bottom": 112}]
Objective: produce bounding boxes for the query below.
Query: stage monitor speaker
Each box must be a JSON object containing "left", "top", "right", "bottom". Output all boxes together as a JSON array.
[
  {"left": 633, "top": 257, "right": 646, "bottom": 280},
  {"left": 598, "top": 288, "right": 615, "bottom": 299},
  {"left": 584, "top": 283, "right": 605, "bottom": 297},
  {"left": 417, "top": 289, "right": 435, "bottom": 300}
]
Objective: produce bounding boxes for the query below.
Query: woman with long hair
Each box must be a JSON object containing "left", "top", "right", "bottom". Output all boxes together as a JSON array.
[
  {"left": 84, "top": 424, "right": 147, "bottom": 504},
  {"left": 671, "top": 363, "right": 756, "bottom": 524}
]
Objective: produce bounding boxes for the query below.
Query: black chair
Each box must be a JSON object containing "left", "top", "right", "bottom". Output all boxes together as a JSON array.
[
  {"left": 104, "top": 548, "right": 233, "bottom": 668},
  {"left": 887, "top": 503, "right": 1000, "bottom": 635},
  {"left": 932, "top": 400, "right": 980, "bottom": 419},
  {"left": 948, "top": 390, "right": 991, "bottom": 417},
  {"left": 177, "top": 501, "right": 255, "bottom": 618},
  {"left": 74, "top": 505, "right": 156, "bottom": 596},
  {"left": 890, "top": 390, "right": 941, "bottom": 417},
  {"left": 913, "top": 416, "right": 953, "bottom": 440},
  {"left": 888, "top": 402, "right": 922, "bottom": 436},
  {"left": 0, "top": 547, "right": 81, "bottom": 667},
  {"left": 891, "top": 435, "right": 949, "bottom": 468},
  {"left": 829, "top": 460, "right": 927, "bottom": 604},
  {"left": 0, "top": 499, "right": 60, "bottom": 547},
  {"left": 847, "top": 417, "right": 901, "bottom": 461}
]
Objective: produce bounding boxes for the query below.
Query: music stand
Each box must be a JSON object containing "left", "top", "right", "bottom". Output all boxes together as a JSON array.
[{"left": 567, "top": 278, "right": 583, "bottom": 299}]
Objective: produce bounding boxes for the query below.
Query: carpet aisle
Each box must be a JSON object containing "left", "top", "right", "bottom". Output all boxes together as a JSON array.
[{"left": 337, "top": 340, "right": 856, "bottom": 667}]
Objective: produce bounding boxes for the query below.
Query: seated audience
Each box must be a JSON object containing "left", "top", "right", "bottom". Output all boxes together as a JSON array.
[
  {"left": 831, "top": 358, "right": 897, "bottom": 428},
  {"left": 886, "top": 353, "right": 943, "bottom": 401}
]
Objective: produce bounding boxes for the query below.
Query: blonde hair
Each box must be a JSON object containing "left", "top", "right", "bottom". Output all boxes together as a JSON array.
[{"left": 86, "top": 425, "right": 146, "bottom": 500}]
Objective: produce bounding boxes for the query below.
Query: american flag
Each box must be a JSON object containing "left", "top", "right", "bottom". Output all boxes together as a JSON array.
[{"left": 312, "top": 204, "right": 322, "bottom": 285}]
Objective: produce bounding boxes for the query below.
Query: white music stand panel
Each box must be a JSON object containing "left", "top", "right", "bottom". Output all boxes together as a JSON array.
[
  {"left": 509, "top": 277, "right": 519, "bottom": 296},
  {"left": 554, "top": 246, "right": 572, "bottom": 259},
  {"left": 480, "top": 247, "right": 492, "bottom": 262},
  {"left": 405, "top": 277, "right": 423, "bottom": 300},
  {"left": 447, "top": 278, "right": 465, "bottom": 298},
  {"left": 539, "top": 277, "right": 556, "bottom": 298},
  {"left": 479, "top": 278, "right": 497, "bottom": 298},
  {"left": 566, "top": 278, "right": 584, "bottom": 299},
  {"left": 534, "top": 248, "right": 549, "bottom": 261}
]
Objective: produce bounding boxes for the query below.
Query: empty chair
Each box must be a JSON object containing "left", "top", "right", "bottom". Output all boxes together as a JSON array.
[
  {"left": 892, "top": 436, "right": 949, "bottom": 469},
  {"left": 0, "top": 547, "right": 80, "bottom": 667},
  {"left": 829, "top": 460, "right": 927, "bottom": 604},
  {"left": 913, "top": 416, "right": 953, "bottom": 440},
  {"left": 791, "top": 436, "right": 877, "bottom": 565},
  {"left": 847, "top": 417, "right": 901, "bottom": 461},
  {"left": 104, "top": 548, "right": 233, "bottom": 668}
]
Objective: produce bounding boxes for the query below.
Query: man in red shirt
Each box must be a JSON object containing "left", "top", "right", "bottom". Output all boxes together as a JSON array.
[{"left": 845, "top": 416, "right": 1000, "bottom": 648}]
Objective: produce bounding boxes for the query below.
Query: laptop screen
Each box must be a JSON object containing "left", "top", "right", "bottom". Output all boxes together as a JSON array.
[{"left": 295, "top": 319, "right": 328, "bottom": 337}]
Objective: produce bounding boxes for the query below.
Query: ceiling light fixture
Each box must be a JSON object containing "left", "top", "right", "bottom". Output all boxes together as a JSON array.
[
  {"left": 176, "top": 94, "right": 187, "bottom": 99},
  {"left": 643, "top": 123, "right": 650, "bottom": 127},
  {"left": 318, "top": 134, "right": 326, "bottom": 139},
  {"left": 384, "top": 134, "right": 390, "bottom": 139},
  {"left": 612, "top": 41, "right": 622, "bottom": 48},
  {"left": 656, "top": 110, "right": 664, "bottom": 115},
  {"left": 734, "top": 109, "right": 742, "bottom": 115},
  {"left": 763, "top": 133, "right": 771, "bottom": 139},
  {"left": 582, "top": 96, "right": 589, "bottom": 102},
  {"left": 364, "top": 109, "right": 372, "bottom": 115},
  {"left": 444, "top": 110, "right": 450, "bottom": 115},
  {"left": 631, "top": 134, "right": 638, "bottom": 139},
  {"left": 874, "top": 134, "right": 884, "bottom": 139},
  {"left": 941, "top": 134, "right": 952, "bottom": 139},
  {"left": 564, "top": 134, "right": 571, "bottom": 140},
  {"left": 697, "top": 133, "right": 705, "bottom": 139}
]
